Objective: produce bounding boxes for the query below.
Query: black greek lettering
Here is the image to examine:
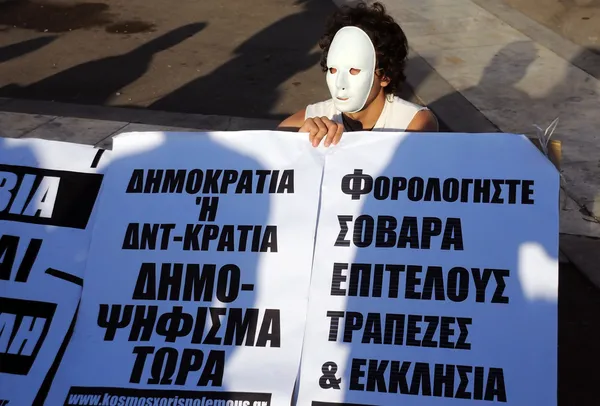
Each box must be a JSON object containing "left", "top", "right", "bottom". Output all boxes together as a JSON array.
[
  {"left": 422, "top": 316, "right": 439, "bottom": 348},
  {"left": 421, "top": 217, "right": 442, "bottom": 249},
  {"left": 474, "top": 179, "right": 491, "bottom": 203},
  {"left": 405, "top": 315, "right": 422, "bottom": 347},
  {"left": 384, "top": 313, "right": 405, "bottom": 345},
  {"left": 144, "top": 170, "right": 164, "bottom": 194},
  {"left": 388, "top": 361, "right": 411, "bottom": 394},
  {"left": 439, "top": 316, "right": 455, "bottom": 349},
  {"left": 126, "top": 169, "right": 144, "bottom": 193},
  {"left": 349, "top": 358, "right": 367, "bottom": 391},
  {"left": 235, "top": 170, "right": 253, "bottom": 194},
  {"left": 256, "top": 309, "right": 280, "bottom": 347},
  {"left": 197, "top": 350, "right": 225, "bottom": 386},
  {"left": 185, "top": 169, "right": 203, "bottom": 194},
  {"left": 341, "top": 169, "right": 373, "bottom": 200},
  {"left": 343, "top": 312, "right": 363, "bottom": 343},
  {"left": 376, "top": 215, "right": 397, "bottom": 247},
  {"left": 460, "top": 178, "right": 473, "bottom": 202},
  {"left": 202, "top": 170, "right": 222, "bottom": 194},
  {"left": 492, "top": 269, "right": 510, "bottom": 304},
  {"left": 148, "top": 347, "right": 177, "bottom": 384},
  {"left": 163, "top": 169, "right": 187, "bottom": 193},
  {"left": 391, "top": 177, "right": 406, "bottom": 200},
  {"left": 327, "top": 311, "right": 344, "bottom": 341},
  {"left": 443, "top": 178, "right": 459, "bottom": 202},
  {"left": 397, "top": 217, "right": 419, "bottom": 249},
  {"left": 472, "top": 268, "right": 492, "bottom": 303},
  {"left": 367, "top": 359, "right": 389, "bottom": 392},
  {"left": 374, "top": 176, "right": 390, "bottom": 200},
  {"left": 474, "top": 366, "right": 485, "bottom": 400},
  {"left": 422, "top": 266, "right": 445, "bottom": 300},
  {"left": 505, "top": 179, "right": 520, "bottom": 203},
  {"left": 277, "top": 170, "right": 294, "bottom": 193},
  {"left": 202, "top": 225, "right": 219, "bottom": 250},
  {"left": 129, "top": 305, "right": 158, "bottom": 341},
  {"left": 268, "top": 170, "right": 279, "bottom": 193},
  {"left": 191, "top": 307, "right": 208, "bottom": 344},
  {"left": 183, "top": 264, "right": 215, "bottom": 302},
  {"left": 385, "top": 264, "right": 404, "bottom": 299},
  {"left": 175, "top": 349, "right": 204, "bottom": 385},
  {"left": 158, "top": 263, "right": 183, "bottom": 301},
  {"left": 197, "top": 197, "right": 219, "bottom": 222},
  {"left": 362, "top": 313, "right": 382, "bottom": 344},
  {"left": 260, "top": 225, "right": 278, "bottom": 252},
  {"left": 220, "top": 170, "right": 238, "bottom": 193},
  {"left": 456, "top": 317, "right": 472, "bottom": 350},
  {"left": 349, "top": 263, "right": 371, "bottom": 297},
  {"left": 353, "top": 215, "right": 374, "bottom": 247},
  {"left": 133, "top": 263, "right": 157, "bottom": 300},
  {"left": 405, "top": 265, "right": 422, "bottom": 299},
  {"left": 424, "top": 178, "right": 441, "bottom": 202},
  {"left": 155, "top": 306, "right": 193, "bottom": 343},
  {"left": 335, "top": 216, "right": 352, "bottom": 247},
  {"left": 522, "top": 180, "right": 534, "bottom": 204},
  {"left": 130, "top": 346, "right": 154, "bottom": 383},
  {"left": 456, "top": 365, "right": 472, "bottom": 399},
  {"left": 407, "top": 177, "right": 424, "bottom": 201},
  {"left": 410, "top": 362, "right": 432, "bottom": 396},
  {"left": 491, "top": 179, "right": 504, "bottom": 203},
  {"left": 204, "top": 308, "right": 226, "bottom": 345},
  {"left": 485, "top": 368, "right": 507, "bottom": 402},
  {"left": 97, "top": 304, "right": 133, "bottom": 341},
  {"left": 0, "top": 235, "right": 42, "bottom": 283},
  {"left": 223, "top": 308, "right": 258, "bottom": 346},
  {"left": 447, "top": 267, "right": 469, "bottom": 302},
  {"left": 183, "top": 224, "right": 201, "bottom": 251},
  {"left": 331, "top": 263, "right": 348, "bottom": 296},
  {"left": 255, "top": 170, "right": 270, "bottom": 193},
  {"left": 434, "top": 364, "right": 455, "bottom": 398},
  {"left": 441, "top": 218, "right": 464, "bottom": 251},
  {"left": 216, "top": 264, "right": 240, "bottom": 303},
  {"left": 373, "top": 263, "right": 384, "bottom": 297}
]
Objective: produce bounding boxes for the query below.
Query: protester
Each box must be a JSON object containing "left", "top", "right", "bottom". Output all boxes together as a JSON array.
[{"left": 278, "top": 1, "right": 438, "bottom": 147}]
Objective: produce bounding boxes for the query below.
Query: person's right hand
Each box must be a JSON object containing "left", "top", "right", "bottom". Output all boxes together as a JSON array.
[{"left": 299, "top": 116, "right": 344, "bottom": 148}]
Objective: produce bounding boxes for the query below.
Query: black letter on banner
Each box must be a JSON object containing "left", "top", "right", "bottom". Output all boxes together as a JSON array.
[
  {"left": 397, "top": 217, "right": 419, "bottom": 249},
  {"left": 158, "top": 263, "right": 183, "bottom": 301},
  {"left": 433, "top": 364, "right": 455, "bottom": 398},
  {"left": 492, "top": 269, "right": 510, "bottom": 304},
  {"left": 406, "top": 315, "right": 422, "bottom": 347},
  {"left": 353, "top": 215, "right": 374, "bottom": 247},
  {"left": 407, "top": 177, "right": 424, "bottom": 201},
  {"left": 409, "top": 363, "right": 432, "bottom": 396},
  {"left": 384, "top": 314, "right": 405, "bottom": 345},
  {"left": 441, "top": 218, "right": 464, "bottom": 251},
  {"left": 183, "top": 264, "right": 216, "bottom": 302},
  {"left": 349, "top": 263, "right": 371, "bottom": 297},
  {"left": 362, "top": 313, "right": 382, "bottom": 344},
  {"left": 130, "top": 346, "right": 154, "bottom": 383},
  {"left": 405, "top": 266, "right": 422, "bottom": 300},
  {"left": 486, "top": 368, "right": 507, "bottom": 402},
  {"left": 335, "top": 216, "right": 352, "bottom": 247},
  {"left": 472, "top": 268, "right": 492, "bottom": 303},
  {"left": 197, "top": 350, "right": 226, "bottom": 387},
  {"left": 343, "top": 312, "right": 363, "bottom": 343},
  {"left": 456, "top": 318, "right": 472, "bottom": 350},
  {"left": 216, "top": 265, "right": 240, "bottom": 303},
  {"left": 443, "top": 178, "right": 459, "bottom": 202},
  {"left": 156, "top": 306, "right": 193, "bottom": 343},
  {"left": 422, "top": 316, "right": 439, "bottom": 348},
  {"left": 447, "top": 267, "right": 469, "bottom": 302},
  {"left": 175, "top": 349, "right": 204, "bottom": 385},
  {"left": 439, "top": 316, "right": 455, "bottom": 349},
  {"left": 149, "top": 347, "right": 177, "bottom": 385},
  {"left": 422, "top": 266, "right": 445, "bottom": 301},
  {"left": 373, "top": 176, "right": 390, "bottom": 200},
  {"left": 327, "top": 311, "right": 344, "bottom": 341},
  {"left": 456, "top": 365, "right": 472, "bottom": 399},
  {"left": 224, "top": 308, "right": 258, "bottom": 346},
  {"left": 133, "top": 263, "right": 157, "bottom": 300},
  {"left": 376, "top": 216, "right": 397, "bottom": 247},
  {"left": 389, "top": 361, "right": 411, "bottom": 394},
  {"left": 331, "top": 263, "right": 348, "bottom": 296},
  {"left": 256, "top": 309, "right": 281, "bottom": 347},
  {"left": 97, "top": 305, "right": 133, "bottom": 341},
  {"left": 421, "top": 217, "right": 442, "bottom": 249},
  {"left": 522, "top": 180, "right": 534, "bottom": 204},
  {"left": 367, "top": 359, "right": 389, "bottom": 393},
  {"left": 129, "top": 305, "right": 158, "bottom": 341},
  {"left": 349, "top": 359, "right": 367, "bottom": 391}
]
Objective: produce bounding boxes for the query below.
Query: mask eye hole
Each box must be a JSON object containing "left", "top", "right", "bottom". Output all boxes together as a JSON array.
[
  {"left": 329, "top": 67, "right": 337, "bottom": 74},
  {"left": 350, "top": 68, "right": 361, "bottom": 75}
]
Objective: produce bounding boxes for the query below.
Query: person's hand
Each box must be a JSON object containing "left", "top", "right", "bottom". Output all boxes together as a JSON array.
[{"left": 299, "top": 117, "right": 344, "bottom": 147}]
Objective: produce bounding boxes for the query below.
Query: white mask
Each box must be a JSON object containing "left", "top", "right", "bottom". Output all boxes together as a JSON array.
[{"left": 325, "top": 26, "right": 376, "bottom": 113}]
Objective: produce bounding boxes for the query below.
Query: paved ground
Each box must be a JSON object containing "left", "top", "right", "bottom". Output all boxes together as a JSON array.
[{"left": 0, "top": 0, "right": 338, "bottom": 121}]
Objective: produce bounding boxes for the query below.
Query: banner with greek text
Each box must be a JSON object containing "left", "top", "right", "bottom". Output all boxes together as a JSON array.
[
  {"left": 0, "top": 137, "right": 109, "bottom": 406},
  {"left": 46, "top": 131, "right": 324, "bottom": 406},
  {"left": 295, "top": 132, "right": 559, "bottom": 405}
]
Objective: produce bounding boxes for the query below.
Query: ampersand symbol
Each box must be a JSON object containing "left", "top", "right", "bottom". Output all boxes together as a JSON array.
[{"left": 319, "top": 361, "right": 342, "bottom": 389}]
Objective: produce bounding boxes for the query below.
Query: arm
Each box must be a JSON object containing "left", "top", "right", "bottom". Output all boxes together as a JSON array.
[
  {"left": 277, "top": 109, "right": 307, "bottom": 131},
  {"left": 406, "top": 109, "right": 439, "bottom": 132}
]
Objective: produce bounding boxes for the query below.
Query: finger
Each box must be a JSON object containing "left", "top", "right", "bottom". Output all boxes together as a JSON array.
[
  {"left": 332, "top": 123, "right": 344, "bottom": 145},
  {"left": 322, "top": 119, "right": 338, "bottom": 147},
  {"left": 312, "top": 117, "right": 328, "bottom": 147},
  {"left": 301, "top": 120, "right": 319, "bottom": 144}
]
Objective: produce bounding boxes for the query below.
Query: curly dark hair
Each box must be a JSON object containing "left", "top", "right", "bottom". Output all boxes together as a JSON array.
[{"left": 318, "top": 1, "right": 409, "bottom": 96}]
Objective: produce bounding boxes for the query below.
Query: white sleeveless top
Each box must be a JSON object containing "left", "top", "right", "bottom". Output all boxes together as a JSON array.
[{"left": 305, "top": 95, "right": 427, "bottom": 131}]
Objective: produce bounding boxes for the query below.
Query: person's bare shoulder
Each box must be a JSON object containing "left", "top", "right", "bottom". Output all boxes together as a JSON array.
[
  {"left": 277, "top": 109, "right": 306, "bottom": 131},
  {"left": 407, "top": 109, "right": 439, "bottom": 132}
]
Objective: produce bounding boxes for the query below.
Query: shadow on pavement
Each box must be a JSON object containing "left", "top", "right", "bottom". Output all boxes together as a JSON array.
[
  {"left": 0, "top": 23, "right": 207, "bottom": 104},
  {"left": 149, "top": 0, "right": 336, "bottom": 121},
  {"left": 0, "top": 36, "right": 58, "bottom": 64}
]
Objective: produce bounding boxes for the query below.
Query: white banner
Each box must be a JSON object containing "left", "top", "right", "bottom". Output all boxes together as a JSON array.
[
  {"left": 0, "top": 137, "right": 109, "bottom": 406},
  {"left": 296, "top": 132, "right": 559, "bottom": 405},
  {"left": 46, "top": 131, "right": 324, "bottom": 406}
]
